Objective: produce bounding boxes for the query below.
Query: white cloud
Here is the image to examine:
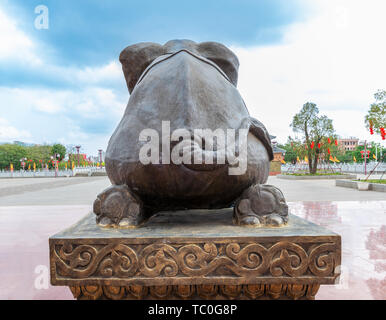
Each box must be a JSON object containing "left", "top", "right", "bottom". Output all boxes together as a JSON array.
[
  {"left": 40, "top": 60, "right": 123, "bottom": 88},
  {"left": 0, "top": 5, "right": 122, "bottom": 87},
  {"left": 70, "top": 87, "right": 124, "bottom": 116},
  {"left": 33, "top": 97, "right": 63, "bottom": 114},
  {"left": 3, "top": 87, "right": 125, "bottom": 116},
  {"left": 73, "top": 61, "right": 122, "bottom": 84},
  {"left": 0, "top": 7, "right": 41, "bottom": 65},
  {"left": 1, "top": 0, "right": 385, "bottom": 155},
  {"left": 0, "top": 117, "right": 31, "bottom": 142},
  {"left": 232, "top": 0, "right": 386, "bottom": 144},
  {"left": 0, "top": 86, "right": 126, "bottom": 154}
]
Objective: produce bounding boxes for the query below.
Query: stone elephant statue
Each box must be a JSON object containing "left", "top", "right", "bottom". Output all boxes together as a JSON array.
[{"left": 93, "top": 39, "right": 288, "bottom": 228}]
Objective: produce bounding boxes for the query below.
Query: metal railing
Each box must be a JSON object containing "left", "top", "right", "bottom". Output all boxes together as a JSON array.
[
  {"left": 0, "top": 169, "right": 73, "bottom": 178},
  {"left": 73, "top": 166, "right": 106, "bottom": 176},
  {"left": 281, "top": 162, "right": 386, "bottom": 174},
  {"left": 0, "top": 166, "right": 106, "bottom": 178}
]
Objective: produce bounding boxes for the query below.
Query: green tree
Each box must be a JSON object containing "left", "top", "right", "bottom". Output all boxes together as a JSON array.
[
  {"left": 51, "top": 143, "right": 66, "bottom": 161},
  {"left": 26, "top": 145, "right": 52, "bottom": 164},
  {"left": 0, "top": 144, "right": 27, "bottom": 170},
  {"left": 278, "top": 140, "right": 298, "bottom": 164},
  {"left": 279, "top": 137, "right": 304, "bottom": 164},
  {"left": 352, "top": 143, "right": 386, "bottom": 163},
  {"left": 290, "top": 102, "right": 335, "bottom": 174},
  {"left": 336, "top": 150, "right": 353, "bottom": 163},
  {"left": 365, "top": 90, "right": 386, "bottom": 135}
]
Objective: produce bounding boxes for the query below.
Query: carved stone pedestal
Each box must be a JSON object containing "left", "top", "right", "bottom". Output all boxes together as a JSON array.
[{"left": 50, "top": 209, "right": 341, "bottom": 300}]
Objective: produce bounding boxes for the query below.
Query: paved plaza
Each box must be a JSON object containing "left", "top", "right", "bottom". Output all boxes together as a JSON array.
[
  {"left": 1, "top": 175, "right": 385, "bottom": 206},
  {"left": 0, "top": 176, "right": 385, "bottom": 299}
]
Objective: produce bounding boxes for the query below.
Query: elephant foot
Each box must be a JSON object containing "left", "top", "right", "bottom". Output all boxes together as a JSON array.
[
  {"left": 233, "top": 184, "right": 289, "bottom": 227},
  {"left": 93, "top": 185, "right": 146, "bottom": 228}
]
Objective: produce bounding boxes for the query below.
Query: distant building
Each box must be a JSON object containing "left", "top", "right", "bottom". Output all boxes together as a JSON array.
[
  {"left": 269, "top": 135, "right": 285, "bottom": 175},
  {"left": 13, "top": 141, "right": 36, "bottom": 147},
  {"left": 89, "top": 151, "right": 106, "bottom": 163},
  {"left": 272, "top": 144, "right": 286, "bottom": 161},
  {"left": 358, "top": 140, "right": 372, "bottom": 148},
  {"left": 269, "top": 135, "right": 285, "bottom": 161},
  {"left": 337, "top": 137, "right": 359, "bottom": 151}
]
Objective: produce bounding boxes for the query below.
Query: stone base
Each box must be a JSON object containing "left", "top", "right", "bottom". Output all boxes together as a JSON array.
[
  {"left": 69, "top": 283, "right": 321, "bottom": 300},
  {"left": 49, "top": 209, "right": 341, "bottom": 300}
]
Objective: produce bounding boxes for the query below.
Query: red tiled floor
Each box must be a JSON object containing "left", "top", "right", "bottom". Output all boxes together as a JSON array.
[
  {"left": 0, "top": 201, "right": 385, "bottom": 300},
  {"left": 0, "top": 205, "right": 90, "bottom": 300},
  {"left": 290, "top": 201, "right": 386, "bottom": 300}
]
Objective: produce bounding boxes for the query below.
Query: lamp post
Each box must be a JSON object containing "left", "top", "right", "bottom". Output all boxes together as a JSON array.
[
  {"left": 51, "top": 153, "right": 60, "bottom": 177},
  {"left": 363, "top": 141, "right": 371, "bottom": 175},
  {"left": 20, "top": 157, "right": 27, "bottom": 171},
  {"left": 98, "top": 149, "right": 103, "bottom": 168},
  {"left": 75, "top": 145, "right": 81, "bottom": 167}
]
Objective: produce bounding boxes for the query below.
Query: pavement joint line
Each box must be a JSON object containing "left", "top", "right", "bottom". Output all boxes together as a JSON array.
[{"left": 0, "top": 176, "right": 107, "bottom": 197}]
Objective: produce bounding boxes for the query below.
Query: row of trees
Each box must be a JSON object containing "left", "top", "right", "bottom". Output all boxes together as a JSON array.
[
  {"left": 365, "top": 90, "right": 386, "bottom": 138},
  {"left": 0, "top": 143, "right": 69, "bottom": 170},
  {"left": 282, "top": 90, "right": 385, "bottom": 174},
  {"left": 280, "top": 140, "right": 385, "bottom": 165}
]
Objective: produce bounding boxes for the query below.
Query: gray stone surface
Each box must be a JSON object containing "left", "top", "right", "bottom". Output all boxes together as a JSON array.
[
  {"left": 371, "top": 182, "right": 386, "bottom": 192},
  {"left": 0, "top": 177, "right": 110, "bottom": 206},
  {"left": 0, "top": 176, "right": 105, "bottom": 197},
  {"left": 1, "top": 175, "right": 385, "bottom": 206},
  {"left": 336, "top": 179, "right": 386, "bottom": 192},
  {"left": 269, "top": 176, "right": 386, "bottom": 201},
  {"left": 52, "top": 210, "right": 338, "bottom": 239},
  {"left": 335, "top": 179, "right": 357, "bottom": 189}
]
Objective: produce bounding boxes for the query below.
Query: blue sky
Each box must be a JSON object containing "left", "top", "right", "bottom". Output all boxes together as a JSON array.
[
  {"left": 1, "top": 0, "right": 306, "bottom": 89},
  {"left": 7, "top": 0, "right": 304, "bottom": 64},
  {"left": 0, "top": 0, "right": 385, "bottom": 155}
]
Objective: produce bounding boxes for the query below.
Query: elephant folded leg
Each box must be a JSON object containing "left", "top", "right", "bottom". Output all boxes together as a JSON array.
[
  {"left": 93, "top": 184, "right": 146, "bottom": 228},
  {"left": 233, "top": 184, "right": 288, "bottom": 227}
]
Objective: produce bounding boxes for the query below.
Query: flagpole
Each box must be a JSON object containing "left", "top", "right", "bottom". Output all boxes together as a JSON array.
[{"left": 364, "top": 140, "right": 367, "bottom": 175}]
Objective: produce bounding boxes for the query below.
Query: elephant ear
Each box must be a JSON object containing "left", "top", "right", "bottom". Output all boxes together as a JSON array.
[
  {"left": 197, "top": 41, "right": 240, "bottom": 86},
  {"left": 249, "top": 117, "right": 274, "bottom": 161},
  {"left": 119, "top": 42, "right": 165, "bottom": 93}
]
